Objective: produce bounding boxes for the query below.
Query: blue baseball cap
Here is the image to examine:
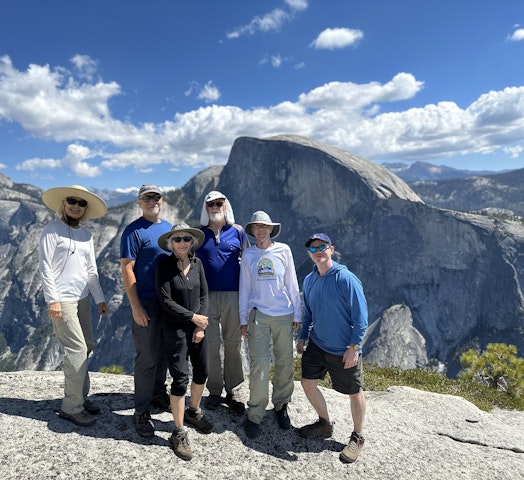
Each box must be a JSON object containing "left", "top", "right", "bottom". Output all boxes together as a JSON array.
[{"left": 305, "top": 233, "right": 332, "bottom": 247}]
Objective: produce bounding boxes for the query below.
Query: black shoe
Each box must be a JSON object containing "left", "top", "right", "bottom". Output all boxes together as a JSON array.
[
  {"left": 151, "top": 392, "right": 171, "bottom": 412},
  {"left": 204, "top": 394, "right": 223, "bottom": 411},
  {"left": 184, "top": 407, "right": 214, "bottom": 434},
  {"left": 59, "top": 409, "right": 96, "bottom": 427},
  {"left": 275, "top": 403, "right": 291, "bottom": 430},
  {"left": 83, "top": 399, "right": 100, "bottom": 415},
  {"left": 224, "top": 392, "right": 245, "bottom": 414},
  {"left": 134, "top": 411, "right": 155, "bottom": 437},
  {"left": 245, "top": 418, "right": 260, "bottom": 439}
]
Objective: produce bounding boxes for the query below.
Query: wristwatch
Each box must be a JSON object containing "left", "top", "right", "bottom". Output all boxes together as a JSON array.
[{"left": 349, "top": 344, "right": 360, "bottom": 352}]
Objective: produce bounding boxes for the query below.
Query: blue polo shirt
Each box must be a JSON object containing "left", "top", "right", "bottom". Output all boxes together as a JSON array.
[
  {"left": 196, "top": 224, "right": 248, "bottom": 291},
  {"left": 120, "top": 217, "right": 172, "bottom": 300}
]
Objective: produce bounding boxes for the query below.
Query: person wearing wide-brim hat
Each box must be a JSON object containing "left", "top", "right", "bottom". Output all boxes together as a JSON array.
[
  {"left": 38, "top": 185, "right": 109, "bottom": 428},
  {"left": 239, "top": 211, "right": 302, "bottom": 439},
  {"left": 155, "top": 223, "right": 214, "bottom": 461}
]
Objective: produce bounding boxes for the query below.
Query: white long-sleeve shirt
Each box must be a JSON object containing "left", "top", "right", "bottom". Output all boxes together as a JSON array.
[
  {"left": 38, "top": 220, "right": 105, "bottom": 304},
  {"left": 239, "top": 241, "right": 301, "bottom": 325}
]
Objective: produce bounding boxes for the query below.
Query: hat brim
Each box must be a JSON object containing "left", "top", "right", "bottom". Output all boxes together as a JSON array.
[
  {"left": 245, "top": 222, "right": 281, "bottom": 239},
  {"left": 158, "top": 227, "right": 205, "bottom": 251},
  {"left": 42, "top": 186, "right": 108, "bottom": 219}
]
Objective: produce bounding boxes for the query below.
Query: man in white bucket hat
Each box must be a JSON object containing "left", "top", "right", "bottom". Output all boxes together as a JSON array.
[{"left": 38, "top": 185, "right": 108, "bottom": 427}]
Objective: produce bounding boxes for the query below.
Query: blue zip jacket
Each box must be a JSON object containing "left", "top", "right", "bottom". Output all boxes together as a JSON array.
[{"left": 300, "top": 261, "right": 368, "bottom": 355}]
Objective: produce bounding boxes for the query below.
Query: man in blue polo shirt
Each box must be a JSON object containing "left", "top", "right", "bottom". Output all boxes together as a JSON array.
[
  {"left": 120, "top": 184, "right": 172, "bottom": 437},
  {"left": 196, "top": 191, "right": 249, "bottom": 414}
]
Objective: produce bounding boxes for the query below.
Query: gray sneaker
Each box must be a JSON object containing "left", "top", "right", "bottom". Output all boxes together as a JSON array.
[
  {"left": 339, "top": 431, "right": 365, "bottom": 463},
  {"left": 184, "top": 407, "right": 214, "bottom": 434},
  {"left": 170, "top": 428, "right": 193, "bottom": 461},
  {"left": 298, "top": 417, "right": 333, "bottom": 438}
]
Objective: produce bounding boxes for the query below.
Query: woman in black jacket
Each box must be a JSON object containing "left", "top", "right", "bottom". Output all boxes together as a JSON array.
[{"left": 156, "top": 223, "right": 213, "bottom": 461}]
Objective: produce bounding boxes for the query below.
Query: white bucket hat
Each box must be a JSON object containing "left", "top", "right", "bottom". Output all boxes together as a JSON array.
[
  {"left": 42, "top": 185, "right": 108, "bottom": 219},
  {"left": 158, "top": 223, "right": 205, "bottom": 252},
  {"left": 199, "top": 190, "right": 236, "bottom": 225},
  {"left": 244, "top": 211, "right": 281, "bottom": 238}
]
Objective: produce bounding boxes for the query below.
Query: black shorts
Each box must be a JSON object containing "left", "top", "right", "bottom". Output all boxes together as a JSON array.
[{"left": 301, "top": 339, "right": 363, "bottom": 395}]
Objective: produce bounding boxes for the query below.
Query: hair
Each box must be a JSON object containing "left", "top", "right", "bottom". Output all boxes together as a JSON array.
[
  {"left": 59, "top": 199, "right": 88, "bottom": 224},
  {"left": 167, "top": 232, "right": 198, "bottom": 258}
]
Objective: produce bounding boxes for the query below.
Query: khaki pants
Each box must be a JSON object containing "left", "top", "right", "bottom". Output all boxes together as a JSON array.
[
  {"left": 52, "top": 296, "right": 93, "bottom": 414},
  {"left": 246, "top": 309, "right": 294, "bottom": 424},
  {"left": 206, "top": 291, "right": 245, "bottom": 395}
]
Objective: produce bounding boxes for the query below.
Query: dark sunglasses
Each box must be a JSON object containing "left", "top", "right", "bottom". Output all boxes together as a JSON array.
[
  {"left": 206, "top": 201, "right": 224, "bottom": 208},
  {"left": 66, "top": 197, "right": 88, "bottom": 207},
  {"left": 140, "top": 194, "right": 162, "bottom": 203},
  {"left": 308, "top": 244, "right": 330, "bottom": 253},
  {"left": 172, "top": 236, "right": 192, "bottom": 243}
]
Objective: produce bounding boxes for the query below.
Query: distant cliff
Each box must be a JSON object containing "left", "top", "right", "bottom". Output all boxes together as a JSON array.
[{"left": 0, "top": 135, "right": 523, "bottom": 376}]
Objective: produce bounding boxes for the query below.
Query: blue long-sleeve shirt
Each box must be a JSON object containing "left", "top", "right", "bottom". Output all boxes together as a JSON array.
[{"left": 300, "top": 261, "right": 368, "bottom": 355}]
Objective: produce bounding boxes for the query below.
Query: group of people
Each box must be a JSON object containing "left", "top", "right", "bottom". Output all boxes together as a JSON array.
[{"left": 38, "top": 184, "right": 369, "bottom": 464}]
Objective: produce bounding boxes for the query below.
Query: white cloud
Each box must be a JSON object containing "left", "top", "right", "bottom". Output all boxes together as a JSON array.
[
  {"left": 226, "top": 0, "right": 308, "bottom": 39},
  {"left": 197, "top": 82, "right": 221, "bottom": 103},
  {"left": 310, "top": 28, "right": 364, "bottom": 50},
  {"left": 3, "top": 55, "right": 524, "bottom": 179},
  {"left": 508, "top": 28, "right": 524, "bottom": 41},
  {"left": 70, "top": 54, "right": 98, "bottom": 81}
]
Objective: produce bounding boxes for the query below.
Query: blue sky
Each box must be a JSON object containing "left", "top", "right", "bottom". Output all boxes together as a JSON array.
[{"left": 1, "top": 0, "right": 523, "bottom": 193}]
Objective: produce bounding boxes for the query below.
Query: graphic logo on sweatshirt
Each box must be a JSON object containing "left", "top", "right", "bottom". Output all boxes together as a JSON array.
[{"left": 257, "top": 258, "right": 275, "bottom": 277}]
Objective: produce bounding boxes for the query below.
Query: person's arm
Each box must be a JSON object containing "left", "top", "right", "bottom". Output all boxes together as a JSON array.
[
  {"left": 239, "top": 253, "right": 252, "bottom": 336},
  {"left": 283, "top": 246, "right": 302, "bottom": 328},
  {"left": 120, "top": 258, "right": 149, "bottom": 327},
  {"left": 38, "top": 224, "right": 62, "bottom": 320}
]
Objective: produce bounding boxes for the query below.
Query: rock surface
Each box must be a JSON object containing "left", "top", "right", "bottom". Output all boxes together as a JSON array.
[{"left": 0, "top": 371, "right": 522, "bottom": 480}]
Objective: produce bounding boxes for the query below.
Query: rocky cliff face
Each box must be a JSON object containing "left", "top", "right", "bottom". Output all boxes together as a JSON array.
[{"left": 0, "top": 135, "right": 523, "bottom": 376}]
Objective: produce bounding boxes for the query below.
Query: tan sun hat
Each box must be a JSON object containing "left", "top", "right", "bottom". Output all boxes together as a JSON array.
[
  {"left": 42, "top": 185, "right": 108, "bottom": 219},
  {"left": 158, "top": 223, "right": 205, "bottom": 252}
]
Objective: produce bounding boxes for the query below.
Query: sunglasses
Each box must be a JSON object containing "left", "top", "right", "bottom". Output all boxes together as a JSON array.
[
  {"left": 308, "top": 244, "right": 330, "bottom": 253},
  {"left": 172, "top": 236, "right": 192, "bottom": 243},
  {"left": 66, "top": 197, "right": 88, "bottom": 207},
  {"left": 206, "top": 201, "right": 224, "bottom": 208},
  {"left": 140, "top": 194, "right": 162, "bottom": 203}
]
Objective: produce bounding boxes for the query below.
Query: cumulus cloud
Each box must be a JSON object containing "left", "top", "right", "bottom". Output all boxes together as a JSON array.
[
  {"left": 197, "top": 82, "right": 221, "bottom": 103},
  {"left": 2, "top": 54, "right": 524, "bottom": 180},
  {"left": 508, "top": 27, "right": 524, "bottom": 41},
  {"left": 310, "top": 27, "right": 364, "bottom": 50},
  {"left": 227, "top": 0, "right": 308, "bottom": 39}
]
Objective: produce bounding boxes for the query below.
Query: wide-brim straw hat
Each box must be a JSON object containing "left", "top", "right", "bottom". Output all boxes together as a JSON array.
[
  {"left": 42, "top": 185, "right": 108, "bottom": 219},
  {"left": 245, "top": 211, "right": 281, "bottom": 238},
  {"left": 158, "top": 223, "right": 205, "bottom": 252}
]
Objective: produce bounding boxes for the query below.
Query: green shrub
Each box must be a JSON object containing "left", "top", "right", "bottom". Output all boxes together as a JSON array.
[
  {"left": 99, "top": 364, "right": 126, "bottom": 375},
  {"left": 460, "top": 343, "right": 524, "bottom": 398}
]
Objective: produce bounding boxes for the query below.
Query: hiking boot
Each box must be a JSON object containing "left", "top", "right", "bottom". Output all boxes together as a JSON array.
[
  {"left": 224, "top": 392, "right": 245, "bottom": 414},
  {"left": 184, "top": 407, "right": 214, "bottom": 434},
  {"left": 170, "top": 428, "right": 193, "bottom": 461},
  {"left": 245, "top": 418, "right": 261, "bottom": 439},
  {"left": 204, "top": 394, "right": 223, "bottom": 410},
  {"left": 151, "top": 392, "right": 171, "bottom": 412},
  {"left": 83, "top": 399, "right": 100, "bottom": 415},
  {"left": 339, "top": 431, "right": 365, "bottom": 463},
  {"left": 134, "top": 411, "right": 155, "bottom": 437},
  {"left": 274, "top": 403, "right": 291, "bottom": 430},
  {"left": 298, "top": 417, "right": 333, "bottom": 438},
  {"left": 59, "top": 409, "right": 96, "bottom": 427}
]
